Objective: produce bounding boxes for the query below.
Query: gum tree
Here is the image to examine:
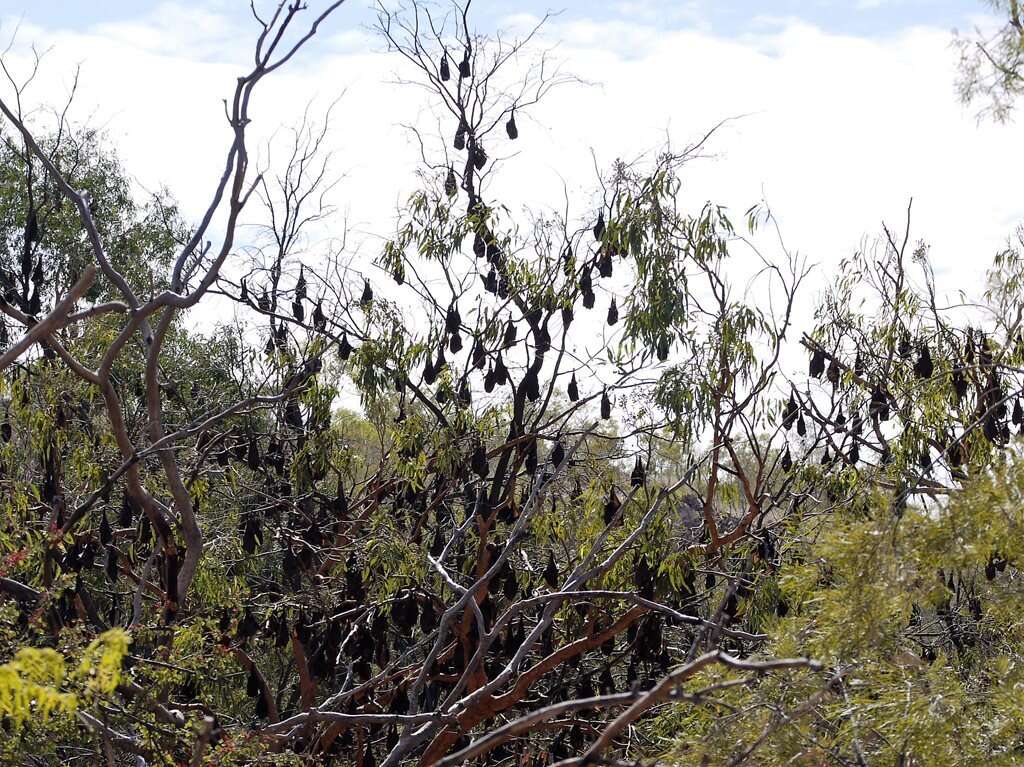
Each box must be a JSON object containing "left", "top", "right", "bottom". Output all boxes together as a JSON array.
[{"left": 0, "top": 2, "right": 836, "bottom": 765}]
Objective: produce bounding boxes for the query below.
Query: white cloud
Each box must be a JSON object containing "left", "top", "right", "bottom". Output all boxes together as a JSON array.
[
  {"left": 89, "top": 3, "right": 242, "bottom": 61},
  {"left": 0, "top": 1, "right": 1019, "bottom": 324}
]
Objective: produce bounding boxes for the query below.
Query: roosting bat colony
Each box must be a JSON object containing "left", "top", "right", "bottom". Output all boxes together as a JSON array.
[{"left": 1, "top": 1, "right": 1024, "bottom": 766}]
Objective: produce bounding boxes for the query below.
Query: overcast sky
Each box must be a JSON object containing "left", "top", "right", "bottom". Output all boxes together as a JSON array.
[{"left": 0, "top": 0, "right": 1017, "bottom": 314}]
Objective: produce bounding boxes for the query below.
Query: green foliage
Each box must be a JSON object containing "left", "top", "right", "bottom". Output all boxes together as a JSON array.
[
  {"left": 955, "top": 0, "right": 1024, "bottom": 122},
  {"left": 0, "top": 124, "right": 184, "bottom": 308},
  {"left": 654, "top": 449, "right": 1024, "bottom": 765},
  {"left": 0, "top": 646, "right": 74, "bottom": 728},
  {"left": 0, "top": 628, "right": 127, "bottom": 731}
]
